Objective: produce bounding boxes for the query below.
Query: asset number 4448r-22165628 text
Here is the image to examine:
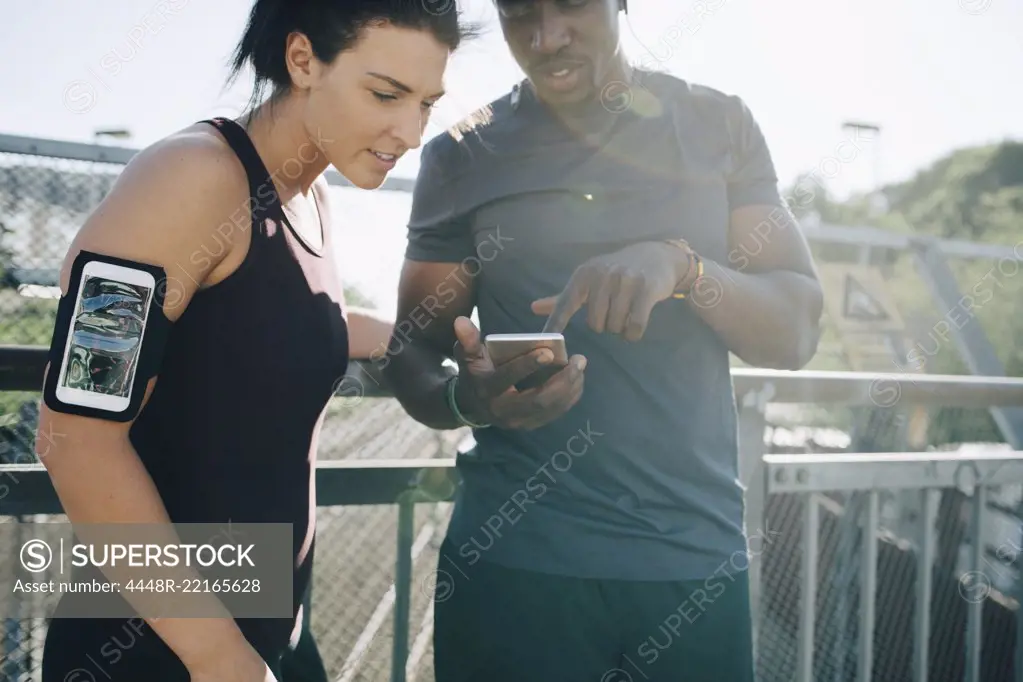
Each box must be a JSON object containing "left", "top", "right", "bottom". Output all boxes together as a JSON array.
[{"left": 123, "top": 578, "right": 261, "bottom": 593}]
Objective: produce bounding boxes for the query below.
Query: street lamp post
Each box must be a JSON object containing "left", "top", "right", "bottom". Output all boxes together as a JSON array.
[{"left": 841, "top": 120, "right": 886, "bottom": 218}]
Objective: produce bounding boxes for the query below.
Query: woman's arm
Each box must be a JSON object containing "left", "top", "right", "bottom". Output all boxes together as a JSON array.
[
  {"left": 36, "top": 131, "right": 274, "bottom": 680},
  {"left": 346, "top": 306, "right": 394, "bottom": 359}
]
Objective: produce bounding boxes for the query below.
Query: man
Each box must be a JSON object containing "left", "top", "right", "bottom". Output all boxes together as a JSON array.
[{"left": 382, "top": 1, "right": 823, "bottom": 680}]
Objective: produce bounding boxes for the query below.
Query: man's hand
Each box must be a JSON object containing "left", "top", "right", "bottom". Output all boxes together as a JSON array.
[
  {"left": 531, "top": 241, "right": 691, "bottom": 341},
  {"left": 452, "top": 317, "right": 586, "bottom": 430}
]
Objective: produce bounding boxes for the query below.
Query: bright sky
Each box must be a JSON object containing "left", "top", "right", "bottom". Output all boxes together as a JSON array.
[{"left": 3, "top": 0, "right": 1022, "bottom": 312}]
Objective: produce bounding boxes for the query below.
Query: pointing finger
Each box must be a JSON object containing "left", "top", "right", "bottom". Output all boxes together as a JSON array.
[
  {"left": 531, "top": 297, "right": 557, "bottom": 316},
  {"left": 542, "top": 273, "right": 591, "bottom": 334}
]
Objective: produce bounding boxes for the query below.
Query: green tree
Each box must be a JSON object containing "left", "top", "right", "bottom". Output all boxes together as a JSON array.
[{"left": 784, "top": 140, "right": 1023, "bottom": 445}]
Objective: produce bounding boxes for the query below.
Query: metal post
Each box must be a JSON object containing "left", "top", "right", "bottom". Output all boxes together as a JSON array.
[
  {"left": 840, "top": 121, "right": 883, "bottom": 215},
  {"left": 1018, "top": 540, "right": 1023, "bottom": 682},
  {"left": 799, "top": 494, "right": 819, "bottom": 682},
  {"left": 965, "top": 486, "right": 987, "bottom": 682},
  {"left": 391, "top": 497, "right": 415, "bottom": 682},
  {"left": 913, "top": 489, "right": 938, "bottom": 682},
  {"left": 832, "top": 493, "right": 858, "bottom": 682},
  {"left": 858, "top": 491, "right": 879, "bottom": 682},
  {"left": 738, "top": 386, "right": 770, "bottom": 659},
  {"left": 5, "top": 516, "right": 30, "bottom": 681}
]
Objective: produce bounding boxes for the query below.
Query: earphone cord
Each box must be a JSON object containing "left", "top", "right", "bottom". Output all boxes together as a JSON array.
[{"left": 619, "top": 2, "right": 675, "bottom": 84}]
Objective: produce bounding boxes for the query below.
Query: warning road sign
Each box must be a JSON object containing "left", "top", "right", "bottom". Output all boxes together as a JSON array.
[
  {"left": 821, "top": 264, "right": 904, "bottom": 334},
  {"left": 843, "top": 273, "right": 889, "bottom": 321}
]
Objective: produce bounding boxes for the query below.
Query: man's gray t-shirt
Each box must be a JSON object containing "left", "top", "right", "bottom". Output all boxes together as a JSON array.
[{"left": 405, "top": 70, "right": 785, "bottom": 581}]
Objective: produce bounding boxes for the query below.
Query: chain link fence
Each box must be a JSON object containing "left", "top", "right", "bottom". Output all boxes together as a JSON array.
[
  {"left": 756, "top": 403, "right": 1022, "bottom": 682},
  {"left": 1, "top": 136, "right": 1021, "bottom": 681}
]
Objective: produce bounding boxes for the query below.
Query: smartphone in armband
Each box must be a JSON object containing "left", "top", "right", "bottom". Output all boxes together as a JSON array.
[
  {"left": 484, "top": 333, "right": 569, "bottom": 392},
  {"left": 52, "top": 259, "right": 157, "bottom": 413}
]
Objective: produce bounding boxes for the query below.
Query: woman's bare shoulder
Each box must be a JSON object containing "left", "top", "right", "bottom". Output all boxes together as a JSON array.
[
  {"left": 122, "top": 122, "right": 248, "bottom": 197},
  {"left": 62, "top": 122, "right": 254, "bottom": 306}
]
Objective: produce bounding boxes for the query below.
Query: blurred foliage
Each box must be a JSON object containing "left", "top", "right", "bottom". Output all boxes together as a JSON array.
[
  {"left": 0, "top": 295, "right": 57, "bottom": 345},
  {"left": 783, "top": 140, "right": 1023, "bottom": 445},
  {"left": 342, "top": 283, "right": 377, "bottom": 309}
]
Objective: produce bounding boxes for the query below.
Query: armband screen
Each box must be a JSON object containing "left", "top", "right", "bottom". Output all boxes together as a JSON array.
[{"left": 43, "top": 250, "right": 173, "bottom": 422}]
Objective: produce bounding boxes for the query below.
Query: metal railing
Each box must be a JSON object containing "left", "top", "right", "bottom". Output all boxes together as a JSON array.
[
  {"left": 735, "top": 370, "right": 1023, "bottom": 682},
  {"left": 0, "top": 459, "right": 455, "bottom": 682},
  {"left": 4, "top": 344, "right": 1023, "bottom": 680},
  {"left": 0, "top": 132, "right": 416, "bottom": 195},
  {"left": 768, "top": 451, "right": 1023, "bottom": 682}
]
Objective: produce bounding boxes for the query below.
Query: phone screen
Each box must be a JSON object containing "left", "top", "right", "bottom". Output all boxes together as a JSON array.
[{"left": 59, "top": 273, "right": 153, "bottom": 400}]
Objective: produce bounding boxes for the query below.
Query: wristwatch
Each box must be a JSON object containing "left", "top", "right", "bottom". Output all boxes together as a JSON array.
[{"left": 664, "top": 239, "right": 703, "bottom": 299}]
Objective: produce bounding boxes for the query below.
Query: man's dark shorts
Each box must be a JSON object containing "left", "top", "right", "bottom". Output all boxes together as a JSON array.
[{"left": 433, "top": 538, "right": 755, "bottom": 682}]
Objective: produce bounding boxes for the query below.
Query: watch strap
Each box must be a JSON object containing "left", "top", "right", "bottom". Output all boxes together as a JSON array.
[
  {"left": 664, "top": 239, "right": 703, "bottom": 299},
  {"left": 446, "top": 374, "right": 491, "bottom": 429}
]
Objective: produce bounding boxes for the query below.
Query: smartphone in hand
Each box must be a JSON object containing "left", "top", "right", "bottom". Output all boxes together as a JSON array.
[{"left": 484, "top": 333, "right": 569, "bottom": 391}]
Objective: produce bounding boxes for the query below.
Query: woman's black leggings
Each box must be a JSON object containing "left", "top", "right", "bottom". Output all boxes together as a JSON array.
[{"left": 42, "top": 609, "right": 327, "bottom": 681}]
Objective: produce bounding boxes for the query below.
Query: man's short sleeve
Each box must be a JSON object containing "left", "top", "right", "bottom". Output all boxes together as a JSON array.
[
  {"left": 404, "top": 137, "right": 475, "bottom": 264},
  {"left": 725, "top": 96, "right": 785, "bottom": 210}
]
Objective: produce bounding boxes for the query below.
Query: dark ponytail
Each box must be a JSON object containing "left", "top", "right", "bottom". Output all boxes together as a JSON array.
[
  {"left": 226, "top": 0, "right": 480, "bottom": 115},
  {"left": 228, "top": 0, "right": 294, "bottom": 114}
]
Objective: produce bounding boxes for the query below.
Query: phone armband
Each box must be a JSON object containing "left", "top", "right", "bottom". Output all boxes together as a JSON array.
[{"left": 42, "top": 250, "right": 174, "bottom": 422}]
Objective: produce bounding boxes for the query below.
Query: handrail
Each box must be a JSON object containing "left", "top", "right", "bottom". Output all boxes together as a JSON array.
[
  {"left": 0, "top": 344, "right": 393, "bottom": 397},
  {"left": 765, "top": 451, "right": 1023, "bottom": 492},
  {"left": 5, "top": 345, "right": 1023, "bottom": 406},
  {"left": 0, "top": 459, "right": 458, "bottom": 516},
  {"left": 799, "top": 221, "right": 1023, "bottom": 263},
  {"left": 0, "top": 132, "right": 416, "bottom": 193},
  {"left": 731, "top": 367, "right": 1023, "bottom": 407},
  {"left": 5, "top": 451, "right": 1019, "bottom": 515}
]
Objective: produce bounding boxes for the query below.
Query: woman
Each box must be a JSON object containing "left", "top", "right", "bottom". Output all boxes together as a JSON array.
[{"left": 36, "top": 1, "right": 474, "bottom": 680}]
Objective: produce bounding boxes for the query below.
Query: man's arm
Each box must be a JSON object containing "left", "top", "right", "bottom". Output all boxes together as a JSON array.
[
  {"left": 684, "top": 203, "right": 823, "bottom": 370},
  {"left": 380, "top": 136, "right": 477, "bottom": 428},
  {"left": 682, "top": 96, "right": 823, "bottom": 370},
  {"left": 380, "top": 260, "right": 474, "bottom": 429}
]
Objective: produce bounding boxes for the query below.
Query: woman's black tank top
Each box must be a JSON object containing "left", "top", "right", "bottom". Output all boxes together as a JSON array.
[{"left": 42, "top": 118, "right": 350, "bottom": 680}]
